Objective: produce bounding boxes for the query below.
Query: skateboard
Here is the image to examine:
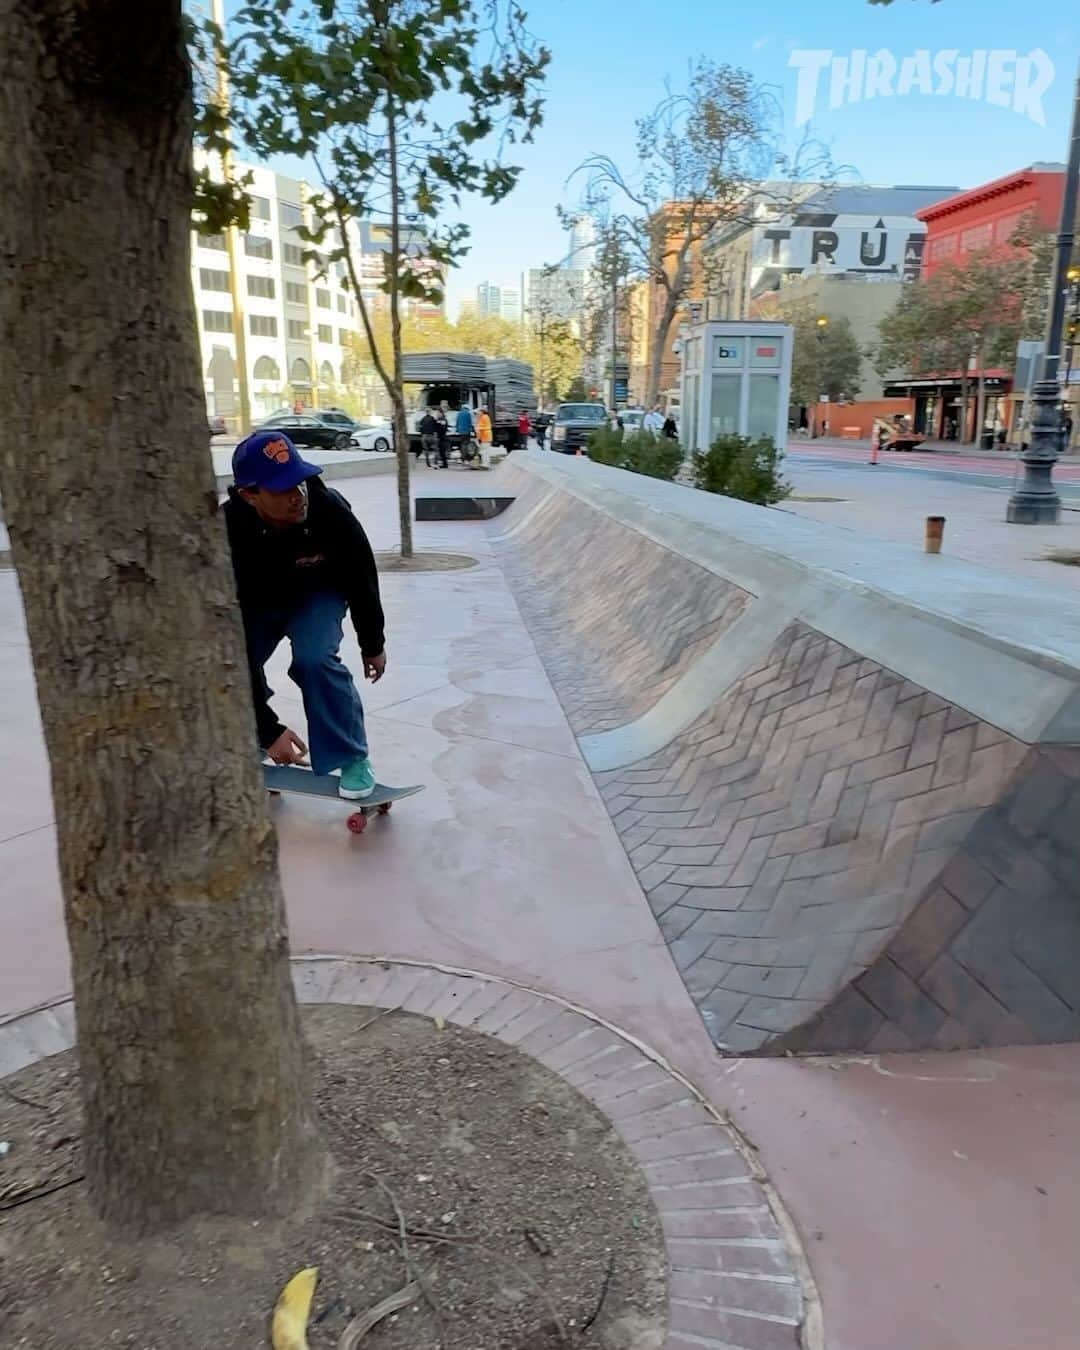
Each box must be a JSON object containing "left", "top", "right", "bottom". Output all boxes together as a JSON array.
[{"left": 263, "top": 763, "right": 424, "bottom": 835}]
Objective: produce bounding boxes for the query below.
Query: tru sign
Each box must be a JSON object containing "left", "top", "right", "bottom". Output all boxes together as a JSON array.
[{"left": 761, "top": 227, "right": 890, "bottom": 269}]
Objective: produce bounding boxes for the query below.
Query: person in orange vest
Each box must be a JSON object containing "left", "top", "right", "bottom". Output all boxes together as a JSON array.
[{"left": 474, "top": 406, "right": 493, "bottom": 469}]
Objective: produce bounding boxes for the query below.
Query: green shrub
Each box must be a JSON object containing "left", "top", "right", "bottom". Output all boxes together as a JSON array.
[
  {"left": 587, "top": 427, "right": 683, "bottom": 481},
  {"left": 690, "top": 434, "right": 791, "bottom": 505},
  {"left": 584, "top": 425, "right": 625, "bottom": 466}
]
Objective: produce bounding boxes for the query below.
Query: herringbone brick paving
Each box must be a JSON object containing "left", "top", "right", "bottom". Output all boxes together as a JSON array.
[
  {"left": 497, "top": 486, "right": 1080, "bottom": 1054},
  {"left": 496, "top": 491, "right": 749, "bottom": 733}
]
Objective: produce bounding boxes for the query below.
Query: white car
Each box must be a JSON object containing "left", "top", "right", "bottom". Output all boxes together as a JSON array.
[{"left": 349, "top": 421, "right": 394, "bottom": 452}]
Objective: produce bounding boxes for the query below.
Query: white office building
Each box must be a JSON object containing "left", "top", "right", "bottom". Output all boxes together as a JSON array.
[
  {"left": 192, "top": 159, "right": 374, "bottom": 428},
  {"left": 475, "top": 280, "right": 522, "bottom": 323}
]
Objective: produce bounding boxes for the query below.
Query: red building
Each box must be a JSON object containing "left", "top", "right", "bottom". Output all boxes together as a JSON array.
[{"left": 885, "top": 164, "right": 1065, "bottom": 442}]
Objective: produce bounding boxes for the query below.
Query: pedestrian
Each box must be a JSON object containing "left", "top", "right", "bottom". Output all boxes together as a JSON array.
[
  {"left": 455, "top": 403, "right": 475, "bottom": 464},
  {"left": 224, "top": 431, "right": 385, "bottom": 801},
  {"left": 434, "top": 407, "right": 450, "bottom": 469},
  {"left": 661, "top": 413, "right": 679, "bottom": 440},
  {"left": 1063, "top": 411, "right": 1074, "bottom": 451},
  {"left": 419, "top": 407, "right": 439, "bottom": 467},
  {"left": 474, "top": 405, "right": 494, "bottom": 469},
  {"left": 534, "top": 414, "right": 547, "bottom": 449},
  {"left": 517, "top": 410, "right": 531, "bottom": 448},
  {"left": 643, "top": 405, "right": 664, "bottom": 436}
]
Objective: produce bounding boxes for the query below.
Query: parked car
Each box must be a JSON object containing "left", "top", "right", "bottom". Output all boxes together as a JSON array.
[
  {"left": 349, "top": 421, "right": 394, "bottom": 453},
  {"left": 548, "top": 402, "right": 609, "bottom": 454},
  {"left": 620, "top": 408, "right": 645, "bottom": 434},
  {"left": 208, "top": 414, "right": 227, "bottom": 437},
  {"left": 253, "top": 414, "right": 354, "bottom": 451},
  {"left": 318, "top": 407, "right": 360, "bottom": 431}
]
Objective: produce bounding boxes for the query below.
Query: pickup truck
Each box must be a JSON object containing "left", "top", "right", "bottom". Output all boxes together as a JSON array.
[{"left": 548, "top": 402, "right": 609, "bottom": 454}]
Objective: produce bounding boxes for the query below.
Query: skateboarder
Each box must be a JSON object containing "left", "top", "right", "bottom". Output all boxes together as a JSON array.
[{"left": 224, "top": 430, "right": 385, "bottom": 799}]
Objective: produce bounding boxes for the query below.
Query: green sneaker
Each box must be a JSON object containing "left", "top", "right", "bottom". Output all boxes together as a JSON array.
[{"left": 339, "top": 755, "right": 376, "bottom": 800}]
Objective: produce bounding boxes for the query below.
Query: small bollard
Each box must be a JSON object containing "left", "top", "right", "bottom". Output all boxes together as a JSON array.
[
  {"left": 925, "top": 515, "right": 945, "bottom": 554},
  {"left": 869, "top": 440, "right": 879, "bottom": 465}
]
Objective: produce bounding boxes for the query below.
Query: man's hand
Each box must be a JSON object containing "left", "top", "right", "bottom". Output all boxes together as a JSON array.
[
  {"left": 364, "top": 651, "right": 387, "bottom": 683},
  {"left": 267, "top": 728, "right": 308, "bottom": 765}
]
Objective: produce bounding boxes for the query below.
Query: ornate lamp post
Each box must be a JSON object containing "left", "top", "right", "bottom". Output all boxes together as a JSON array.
[{"left": 1007, "top": 64, "right": 1080, "bottom": 523}]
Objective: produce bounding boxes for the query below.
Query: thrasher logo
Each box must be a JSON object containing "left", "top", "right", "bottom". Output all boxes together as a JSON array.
[
  {"left": 295, "top": 554, "right": 326, "bottom": 568},
  {"left": 263, "top": 438, "right": 291, "bottom": 464}
]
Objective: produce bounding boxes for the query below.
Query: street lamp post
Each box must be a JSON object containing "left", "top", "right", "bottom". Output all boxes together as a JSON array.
[
  {"left": 1007, "top": 62, "right": 1080, "bottom": 524},
  {"left": 814, "top": 315, "right": 828, "bottom": 437}
]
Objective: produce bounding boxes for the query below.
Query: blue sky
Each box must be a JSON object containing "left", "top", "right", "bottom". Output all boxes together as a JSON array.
[
  {"left": 220, "top": 0, "right": 1079, "bottom": 315},
  {"left": 446, "top": 0, "right": 1078, "bottom": 310}
]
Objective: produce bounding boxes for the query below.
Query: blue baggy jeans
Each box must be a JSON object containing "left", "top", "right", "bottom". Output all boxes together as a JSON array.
[{"left": 245, "top": 590, "right": 367, "bottom": 775}]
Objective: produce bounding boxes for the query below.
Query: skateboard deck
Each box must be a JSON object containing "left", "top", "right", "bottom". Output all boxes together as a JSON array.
[{"left": 263, "top": 764, "right": 424, "bottom": 835}]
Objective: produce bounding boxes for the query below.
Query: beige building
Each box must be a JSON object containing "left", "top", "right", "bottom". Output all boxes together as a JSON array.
[
  {"left": 768, "top": 271, "right": 906, "bottom": 399},
  {"left": 627, "top": 280, "right": 651, "bottom": 407}
]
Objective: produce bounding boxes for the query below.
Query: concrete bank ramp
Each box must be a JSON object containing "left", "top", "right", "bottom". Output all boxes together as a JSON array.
[{"left": 492, "top": 454, "right": 1080, "bottom": 1056}]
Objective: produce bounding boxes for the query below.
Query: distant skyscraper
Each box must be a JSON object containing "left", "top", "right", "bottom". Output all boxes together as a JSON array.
[
  {"left": 523, "top": 214, "right": 598, "bottom": 333},
  {"left": 567, "top": 215, "right": 597, "bottom": 271},
  {"left": 476, "top": 280, "right": 522, "bottom": 323},
  {"left": 499, "top": 287, "right": 521, "bottom": 324},
  {"left": 476, "top": 281, "right": 501, "bottom": 318}
]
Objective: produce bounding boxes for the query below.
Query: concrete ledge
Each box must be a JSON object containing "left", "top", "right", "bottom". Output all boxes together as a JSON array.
[
  {"left": 509, "top": 452, "right": 1080, "bottom": 745},
  {"left": 494, "top": 455, "right": 1080, "bottom": 1056}
]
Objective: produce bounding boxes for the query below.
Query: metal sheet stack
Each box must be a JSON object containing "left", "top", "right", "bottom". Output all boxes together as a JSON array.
[
  {"left": 401, "top": 352, "right": 487, "bottom": 384},
  {"left": 487, "top": 358, "right": 537, "bottom": 414}
]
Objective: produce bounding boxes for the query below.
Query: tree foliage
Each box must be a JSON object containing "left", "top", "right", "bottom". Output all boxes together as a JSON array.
[
  {"left": 877, "top": 217, "right": 1053, "bottom": 380},
  {"left": 219, "top": 0, "right": 549, "bottom": 553},
  {"left": 570, "top": 61, "right": 832, "bottom": 405},
  {"left": 766, "top": 302, "right": 863, "bottom": 406},
  {"left": 340, "top": 306, "right": 582, "bottom": 410}
]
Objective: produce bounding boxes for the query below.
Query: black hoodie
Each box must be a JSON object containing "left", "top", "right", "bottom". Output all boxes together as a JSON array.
[{"left": 224, "top": 479, "right": 385, "bottom": 746}]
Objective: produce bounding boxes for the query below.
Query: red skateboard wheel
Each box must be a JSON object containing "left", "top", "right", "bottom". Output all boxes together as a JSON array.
[{"left": 346, "top": 812, "right": 368, "bottom": 835}]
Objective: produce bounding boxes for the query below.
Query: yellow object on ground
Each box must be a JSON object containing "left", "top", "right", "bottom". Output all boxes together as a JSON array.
[{"left": 271, "top": 1267, "right": 318, "bottom": 1350}]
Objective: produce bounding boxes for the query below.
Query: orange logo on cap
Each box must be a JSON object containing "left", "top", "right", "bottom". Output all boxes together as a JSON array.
[{"left": 262, "top": 438, "right": 291, "bottom": 464}]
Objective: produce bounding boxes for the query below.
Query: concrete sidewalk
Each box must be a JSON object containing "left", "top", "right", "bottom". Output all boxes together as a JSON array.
[
  {"left": 794, "top": 435, "right": 1080, "bottom": 460},
  {"left": 783, "top": 455, "right": 1080, "bottom": 591},
  {"left": 1, "top": 463, "right": 1078, "bottom": 1350}
]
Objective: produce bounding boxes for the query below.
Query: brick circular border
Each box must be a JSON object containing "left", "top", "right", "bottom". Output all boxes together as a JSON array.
[{"left": 0, "top": 956, "right": 822, "bottom": 1350}]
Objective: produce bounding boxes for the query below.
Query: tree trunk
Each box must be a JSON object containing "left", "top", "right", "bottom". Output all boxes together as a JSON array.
[
  {"left": 0, "top": 0, "right": 324, "bottom": 1233},
  {"left": 385, "top": 88, "right": 413, "bottom": 557},
  {"left": 959, "top": 373, "right": 971, "bottom": 443},
  {"left": 392, "top": 391, "right": 413, "bottom": 556}
]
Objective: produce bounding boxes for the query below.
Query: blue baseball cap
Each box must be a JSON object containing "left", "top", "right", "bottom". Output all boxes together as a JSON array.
[{"left": 232, "top": 431, "right": 322, "bottom": 492}]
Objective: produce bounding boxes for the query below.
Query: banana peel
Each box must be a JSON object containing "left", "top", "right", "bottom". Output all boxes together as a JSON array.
[{"left": 271, "top": 1266, "right": 318, "bottom": 1350}]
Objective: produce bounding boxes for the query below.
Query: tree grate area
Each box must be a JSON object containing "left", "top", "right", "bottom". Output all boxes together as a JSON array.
[{"left": 0, "top": 1005, "right": 667, "bottom": 1349}]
